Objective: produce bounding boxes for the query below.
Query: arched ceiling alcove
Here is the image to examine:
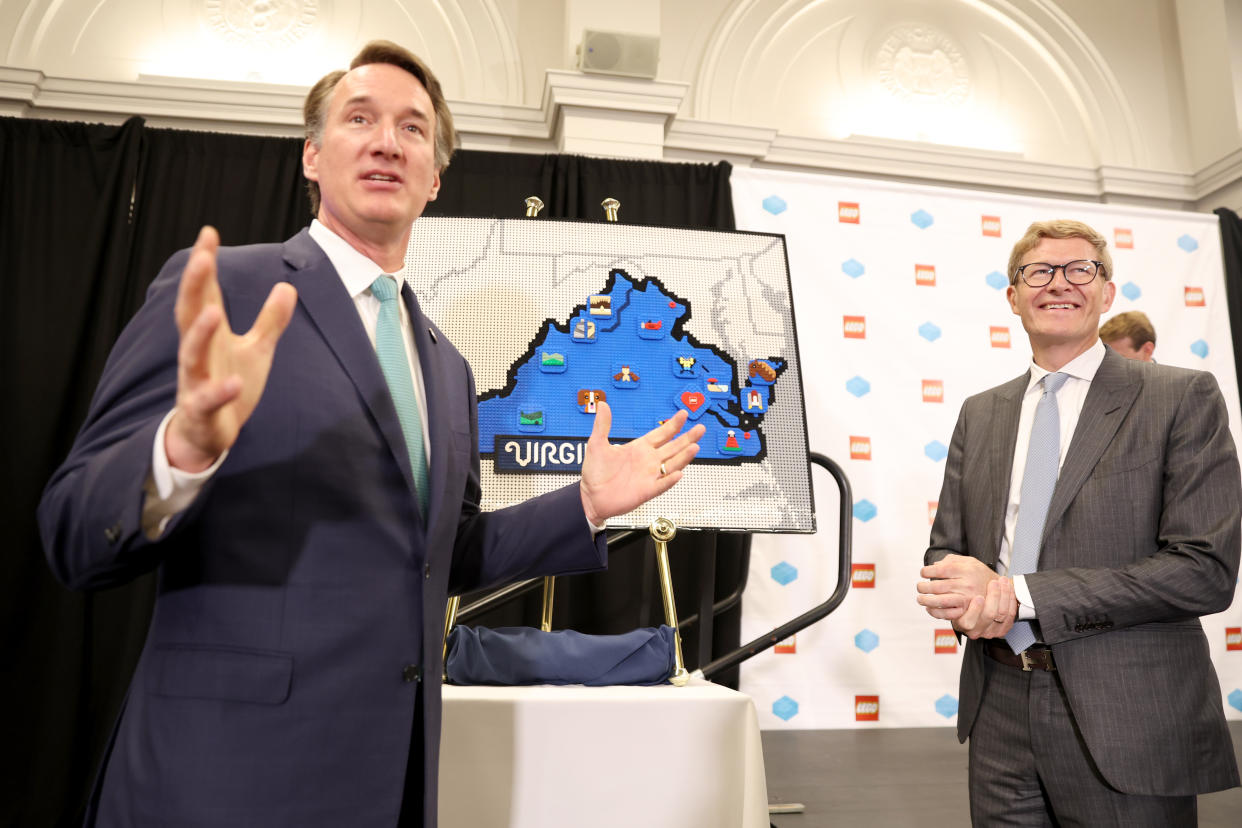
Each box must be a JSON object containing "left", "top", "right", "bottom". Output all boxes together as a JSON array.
[
  {"left": 690, "top": 0, "right": 1142, "bottom": 169},
  {"left": 1, "top": 0, "right": 523, "bottom": 102}
]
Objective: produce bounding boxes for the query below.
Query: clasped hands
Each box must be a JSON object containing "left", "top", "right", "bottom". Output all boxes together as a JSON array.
[{"left": 917, "top": 554, "right": 1018, "bottom": 639}]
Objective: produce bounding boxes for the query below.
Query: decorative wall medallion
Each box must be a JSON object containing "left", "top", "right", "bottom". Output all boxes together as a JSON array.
[
  {"left": 203, "top": 0, "right": 320, "bottom": 47},
  {"left": 874, "top": 24, "right": 969, "bottom": 105}
]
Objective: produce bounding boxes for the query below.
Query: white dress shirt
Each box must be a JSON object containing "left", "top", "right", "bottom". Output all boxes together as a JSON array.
[
  {"left": 999, "top": 338, "right": 1106, "bottom": 617},
  {"left": 142, "top": 221, "right": 428, "bottom": 536}
]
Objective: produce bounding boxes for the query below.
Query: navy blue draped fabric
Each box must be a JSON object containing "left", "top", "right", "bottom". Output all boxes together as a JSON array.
[{"left": 446, "top": 625, "right": 677, "bottom": 686}]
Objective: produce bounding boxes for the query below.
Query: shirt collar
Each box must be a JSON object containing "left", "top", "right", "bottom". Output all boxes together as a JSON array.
[
  {"left": 1026, "top": 338, "right": 1106, "bottom": 392},
  {"left": 308, "top": 219, "right": 394, "bottom": 299}
]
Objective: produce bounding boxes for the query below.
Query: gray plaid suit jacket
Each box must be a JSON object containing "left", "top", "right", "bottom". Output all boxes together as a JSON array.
[{"left": 927, "top": 346, "right": 1241, "bottom": 796}]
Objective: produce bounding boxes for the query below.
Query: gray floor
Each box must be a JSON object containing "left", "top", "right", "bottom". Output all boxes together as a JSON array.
[{"left": 762, "top": 722, "right": 1242, "bottom": 827}]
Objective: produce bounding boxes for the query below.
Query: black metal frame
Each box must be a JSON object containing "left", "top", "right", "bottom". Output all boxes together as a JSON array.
[{"left": 694, "top": 452, "right": 852, "bottom": 680}]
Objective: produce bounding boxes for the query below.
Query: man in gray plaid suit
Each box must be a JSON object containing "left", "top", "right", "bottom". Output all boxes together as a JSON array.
[{"left": 917, "top": 218, "right": 1240, "bottom": 826}]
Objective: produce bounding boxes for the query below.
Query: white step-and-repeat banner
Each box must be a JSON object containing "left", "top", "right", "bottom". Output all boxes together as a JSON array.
[{"left": 732, "top": 166, "right": 1242, "bottom": 729}]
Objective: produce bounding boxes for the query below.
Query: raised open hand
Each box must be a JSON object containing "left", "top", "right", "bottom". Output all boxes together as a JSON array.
[
  {"left": 165, "top": 226, "right": 298, "bottom": 471},
  {"left": 578, "top": 401, "right": 706, "bottom": 527}
]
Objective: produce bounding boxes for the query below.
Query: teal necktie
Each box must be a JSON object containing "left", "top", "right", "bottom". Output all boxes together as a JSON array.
[
  {"left": 370, "top": 275, "right": 429, "bottom": 518},
  {"left": 1005, "top": 371, "right": 1069, "bottom": 654}
]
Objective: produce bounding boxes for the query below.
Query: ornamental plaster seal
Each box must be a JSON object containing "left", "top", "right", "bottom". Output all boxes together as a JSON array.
[
  {"left": 874, "top": 24, "right": 970, "bottom": 105},
  {"left": 202, "top": 0, "right": 320, "bottom": 48}
]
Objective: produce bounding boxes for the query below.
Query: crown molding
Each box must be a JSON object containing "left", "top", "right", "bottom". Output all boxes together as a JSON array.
[
  {"left": 1195, "top": 145, "right": 1242, "bottom": 206},
  {"left": 540, "top": 70, "right": 689, "bottom": 120},
  {"left": 0, "top": 65, "right": 1232, "bottom": 211}
]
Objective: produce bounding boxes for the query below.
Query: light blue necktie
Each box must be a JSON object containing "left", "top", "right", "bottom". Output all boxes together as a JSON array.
[
  {"left": 1004, "top": 371, "right": 1069, "bottom": 655},
  {"left": 371, "top": 275, "right": 429, "bottom": 518}
]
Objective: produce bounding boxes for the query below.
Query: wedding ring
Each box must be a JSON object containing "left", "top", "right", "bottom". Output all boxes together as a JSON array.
[{"left": 659, "top": 462, "right": 668, "bottom": 477}]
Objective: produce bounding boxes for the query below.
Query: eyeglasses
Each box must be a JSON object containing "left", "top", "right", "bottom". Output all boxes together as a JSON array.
[{"left": 1013, "top": 259, "right": 1105, "bottom": 288}]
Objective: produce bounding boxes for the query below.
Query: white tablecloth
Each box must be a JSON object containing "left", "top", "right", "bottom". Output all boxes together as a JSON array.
[{"left": 438, "top": 678, "right": 769, "bottom": 828}]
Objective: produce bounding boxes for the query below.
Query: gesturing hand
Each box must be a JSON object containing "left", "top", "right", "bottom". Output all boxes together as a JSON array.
[
  {"left": 165, "top": 226, "right": 298, "bottom": 471},
  {"left": 579, "top": 401, "right": 706, "bottom": 527}
]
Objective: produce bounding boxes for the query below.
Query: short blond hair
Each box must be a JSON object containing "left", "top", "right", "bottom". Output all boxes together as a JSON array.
[
  {"left": 1008, "top": 219, "right": 1112, "bottom": 285},
  {"left": 303, "top": 40, "right": 457, "bottom": 214},
  {"left": 1100, "top": 310, "right": 1155, "bottom": 348}
]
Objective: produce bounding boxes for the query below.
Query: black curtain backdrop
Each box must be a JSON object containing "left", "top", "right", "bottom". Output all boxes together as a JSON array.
[
  {"left": 1, "top": 118, "right": 744, "bottom": 827},
  {"left": 1213, "top": 208, "right": 1242, "bottom": 399}
]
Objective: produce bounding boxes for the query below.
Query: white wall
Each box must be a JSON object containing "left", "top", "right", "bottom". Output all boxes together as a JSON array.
[{"left": 3, "top": 1, "right": 1242, "bottom": 209}]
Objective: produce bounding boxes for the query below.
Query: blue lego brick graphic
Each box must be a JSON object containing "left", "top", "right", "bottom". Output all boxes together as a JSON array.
[
  {"left": 910, "top": 209, "right": 934, "bottom": 229},
  {"left": 1121, "top": 282, "right": 1141, "bottom": 301},
  {"left": 479, "top": 270, "right": 786, "bottom": 471},
  {"left": 935, "top": 695, "right": 959, "bottom": 718},
  {"left": 986, "top": 271, "right": 1008, "bottom": 290},
  {"left": 770, "top": 561, "right": 798, "bottom": 586},
  {"left": 1228, "top": 689, "right": 1242, "bottom": 713},
  {"left": 854, "top": 629, "right": 879, "bottom": 653},
  {"left": 1177, "top": 234, "right": 1199, "bottom": 253},
  {"left": 852, "top": 499, "right": 877, "bottom": 522},
  {"left": 842, "top": 258, "right": 865, "bottom": 279},
  {"left": 762, "top": 195, "right": 787, "bottom": 215},
  {"left": 772, "top": 696, "right": 799, "bottom": 721},
  {"left": 925, "top": 441, "right": 949, "bottom": 462},
  {"left": 1190, "top": 339, "right": 1209, "bottom": 359},
  {"left": 918, "top": 322, "right": 942, "bottom": 342},
  {"left": 846, "top": 376, "right": 871, "bottom": 398}
]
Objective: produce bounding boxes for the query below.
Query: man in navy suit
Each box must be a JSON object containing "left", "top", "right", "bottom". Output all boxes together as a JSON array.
[{"left": 38, "top": 41, "right": 704, "bottom": 827}]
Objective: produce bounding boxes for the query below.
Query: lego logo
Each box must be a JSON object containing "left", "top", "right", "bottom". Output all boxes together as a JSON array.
[
  {"left": 843, "top": 316, "right": 866, "bottom": 338},
  {"left": 915, "top": 265, "right": 936, "bottom": 286},
  {"left": 1115, "top": 228, "right": 1134, "bottom": 249},
  {"left": 1227, "top": 628, "right": 1242, "bottom": 650},
  {"left": 838, "top": 202, "right": 860, "bottom": 223},
  {"left": 851, "top": 564, "right": 876, "bottom": 587},
  {"left": 922, "top": 381, "right": 943, "bottom": 402},
  {"left": 990, "top": 326, "right": 1011, "bottom": 348},
  {"left": 774, "top": 635, "right": 797, "bottom": 654},
  {"left": 981, "top": 216, "right": 1002, "bottom": 237},
  {"left": 934, "top": 631, "right": 957, "bottom": 653},
  {"left": 1184, "top": 287, "right": 1205, "bottom": 307},
  {"left": 850, "top": 436, "right": 871, "bottom": 459},
  {"left": 928, "top": 501, "right": 939, "bottom": 525},
  {"left": 855, "top": 696, "right": 880, "bottom": 720}
]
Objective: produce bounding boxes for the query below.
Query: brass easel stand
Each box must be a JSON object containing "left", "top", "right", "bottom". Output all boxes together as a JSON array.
[
  {"left": 539, "top": 576, "right": 555, "bottom": 632},
  {"left": 651, "top": 517, "right": 689, "bottom": 686},
  {"left": 442, "top": 595, "right": 461, "bottom": 680}
]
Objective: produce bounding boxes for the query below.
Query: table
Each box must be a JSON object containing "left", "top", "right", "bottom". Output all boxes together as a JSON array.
[{"left": 438, "top": 678, "right": 769, "bottom": 828}]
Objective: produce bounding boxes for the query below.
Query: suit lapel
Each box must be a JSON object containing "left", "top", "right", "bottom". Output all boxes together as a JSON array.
[
  {"left": 1043, "top": 349, "right": 1140, "bottom": 543},
  {"left": 282, "top": 231, "right": 423, "bottom": 514},
  {"left": 985, "top": 373, "right": 1027, "bottom": 563},
  {"left": 404, "top": 282, "right": 449, "bottom": 539}
]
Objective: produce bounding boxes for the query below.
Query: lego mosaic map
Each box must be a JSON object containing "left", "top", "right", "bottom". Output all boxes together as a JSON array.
[{"left": 403, "top": 217, "right": 812, "bottom": 532}]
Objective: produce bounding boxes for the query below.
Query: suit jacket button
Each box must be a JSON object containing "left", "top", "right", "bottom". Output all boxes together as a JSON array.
[
  {"left": 402, "top": 664, "right": 421, "bottom": 683},
  {"left": 104, "top": 524, "right": 122, "bottom": 544},
  {"left": 424, "top": 563, "right": 431, "bottom": 579}
]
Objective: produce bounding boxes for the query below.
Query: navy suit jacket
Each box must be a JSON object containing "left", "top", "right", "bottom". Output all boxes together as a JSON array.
[{"left": 39, "top": 229, "right": 608, "bottom": 826}]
